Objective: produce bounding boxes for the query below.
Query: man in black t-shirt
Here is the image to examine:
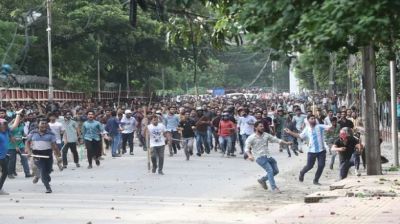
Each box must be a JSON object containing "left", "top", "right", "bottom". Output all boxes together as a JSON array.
[
  {"left": 178, "top": 111, "right": 196, "bottom": 160},
  {"left": 338, "top": 110, "right": 354, "bottom": 129},
  {"left": 332, "top": 127, "right": 363, "bottom": 179}
]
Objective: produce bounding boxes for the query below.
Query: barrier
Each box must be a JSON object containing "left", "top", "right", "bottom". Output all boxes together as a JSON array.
[{"left": 0, "top": 88, "right": 140, "bottom": 102}]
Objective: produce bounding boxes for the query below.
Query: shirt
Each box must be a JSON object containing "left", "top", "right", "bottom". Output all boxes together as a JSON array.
[
  {"left": 120, "top": 116, "right": 137, "bottom": 134},
  {"left": 8, "top": 123, "right": 25, "bottom": 149},
  {"left": 27, "top": 129, "right": 56, "bottom": 151},
  {"left": 293, "top": 114, "right": 307, "bottom": 131},
  {"left": 238, "top": 115, "right": 256, "bottom": 135},
  {"left": 218, "top": 120, "right": 235, "bottom": 137},
  {"left": 49, "top": 121, "right": 64, "bottom": 144},
  {"left": 0, "top": 131, "right": 9, "bottom": 159},
  {"left": 163, "top": 114, "right": 180, "bottom": 131},
  {"left": 334, "top": 136, "right": 359, "bottom": 162},
  {"left": 245, "top": 132, "right": 282, "bottom": 159},
  {"left": 147, "top": 123, "right": 166, "bottom": 147},
  {"left": 105, "top": 117, "right": 120, "bottom": 136},
  {"left": 299, "top": 124, "right": 331, "bottom": 153},
  {"left": 82, "top": 120, "right": 103, "bottom": 141},
  {"left": 63, "top": 119, "right": 78, "bottom": 143}
]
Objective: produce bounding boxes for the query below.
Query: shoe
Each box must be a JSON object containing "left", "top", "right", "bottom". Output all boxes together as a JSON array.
[
  {"left": 46, "top": 188, "right": 52, "bottom": 194},
  {"left": 189, "top": 150, "right": 193, "bottom": 156},
  {"left": 130, "top": 152, "right": 134, "bottom": 155},
  {"left": 57, "top": 161, "right": 63, "bottom": 171},
  {"left": 329, "top": 164, "right": 333, "bottom": 170},
  {"left": 25, "top": 174, "right": 33, "bottom": 178},
  {"left": 299, "top": 149, "right": 304, "bottom": 153},
  {"left": 95, "top": 159, "right": 100, "bottom": 166},
  {"left": 196, "top": 153, "right": 201, "bottom": 157},
  {"left": 151, "top": 169, "right": 156, "bottom": 173},
  {"left": 288, "top": 155, "right": 291, "bottom": 157},
  {"left": 13, "top": 172, "right": 18, "bottom": 176},
  {"left": 122, "top": 150, "right": 126, "bottom": 154},
  {"left": 313, "top": 180, "right": 321, "bottom": 185},
  {"left": 299, "top": 173, "right": 304, "bottom": 182},
  {"left": 8, "top": 175, "right": 15, "bottom": 179},
  {"left": 257, "top": 179, "right": 268, "bottom": 190},
  {"left": 0, "top": 189, "right": 10, "bottom": 195},
  {"left": 240, "top": 151, "right": 244, "bottom": 155},
  {"left": 33, "top": 176, "right": 39, "bottom": 184},
  {"left": 230, "top": 154, "right": 236, "bottom": 157},
  {"left": 355, "top": 169, "right": 361, "bottom": 176},
  {"left": 112, "top": 154, "right": 121, "bottom": 157},
  {"left": 158, "top": 171, "right": 165, "bottom": 175},
  {"left": 76, "top": 163, "right": 80, "bottom": 168},
  {"left": 87, "top": 165, "right": 93, "bottom": 169},
  {"left": 294, "top": 151, "right": 299, "bottom": 156},
  {"left": 272, "top": 188, "right": 282, "bottom": 194},
  {"left": 62, "top": 165, "right": 67, "bottom": 169},
  {"left": 279, "top": 149, "right": 283, "bottom": 152}
]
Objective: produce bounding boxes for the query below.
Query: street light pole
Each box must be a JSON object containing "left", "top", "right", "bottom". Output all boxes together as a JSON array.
[
  {"left": 46, "top": 0, "right": 53, "bottom": 101},
  {"left": 390, "top": 60, "right": 399, "bottom": 166}
]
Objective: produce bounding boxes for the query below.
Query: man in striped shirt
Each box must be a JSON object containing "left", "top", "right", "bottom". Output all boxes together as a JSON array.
[{"left": 285, "top": 114, "right": 332, "bottom": 185}]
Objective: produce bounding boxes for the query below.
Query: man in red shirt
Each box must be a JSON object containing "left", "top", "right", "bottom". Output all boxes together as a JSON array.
[{"left": 217, "top": 113, "right": 236, "bottom": 157}]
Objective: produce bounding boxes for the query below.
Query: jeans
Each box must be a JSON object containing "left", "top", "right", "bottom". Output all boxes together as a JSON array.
[
  {"left": 300, "top": 151, "right": 326, "bottom": 183},
  {"left": 84, "top": 139, "right": 101, "bottom": 165},
  {"left": 122, "top": 132, "right": 134, "bottom": 153},
  {"left": 166, "top": 131, "right": 181, "bottom": 155},
  {"left": 0, "top": 156, "right": 9, "bottom": 190},
  {"left": 32, "top": 149, "right": 53, "bottom": 190},
  {"left": 151, "top": 145, "right": 165, "bottom": 172},
  {"left": 8, "top": 149, "right": 30, "bottom": 176},
  {"left": 111, "top": 134, "right": 121, "bottom": 156},
  {"left": 182, "top": 137, "right": 194, "bottom": 159},
  {"left": 219, "top": 136, "right": 232, "bottom": 154},
  {"left": 339, "top": 153, "right": 361, "bottom": 179},
  {"left": 195, "top": 131, "right": 210, "bottom": 154},
  {"left": 62, "top": 142, "right": 79, "bottom": 166},
  {"left": 239, "top": 134, "right": 250, "bottom": 153},
  {"left": 207, "top": 127, "right": 213, "bottom": 149},
  {"left": 256, "top": 156, "right": 279, "bottom": 190}
]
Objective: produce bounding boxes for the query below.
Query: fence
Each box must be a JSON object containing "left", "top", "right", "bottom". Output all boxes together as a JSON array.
[{"left": 0, "top": 88, "right": 143, "bottom": 102}]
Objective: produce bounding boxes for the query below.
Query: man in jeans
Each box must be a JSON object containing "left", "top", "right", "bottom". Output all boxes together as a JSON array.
[
  {"left": 178, "top": 111, "right": 196, "bottom": 160},
  {"left": 146, "top": 115, "right": 166, "bottom": 175},
  {"left": 105, "top": 111, "right": 121, "bottom": 157},
  {"left": 245, "top": 121, "right": 292, "bottom": 193},
  {"left": 217, "top": 112, "right": 236, "bottom": 157},
  {"left": 285, "top": 115, "right": 332, "bottom": 185},
  {"left": 237, "top": 108, "right": 256, "bottom": 155}
]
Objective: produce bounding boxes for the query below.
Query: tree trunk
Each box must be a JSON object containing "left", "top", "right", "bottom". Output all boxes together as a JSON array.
[{"left": 361, "top": 43, "right": 381, "bottom": 175}]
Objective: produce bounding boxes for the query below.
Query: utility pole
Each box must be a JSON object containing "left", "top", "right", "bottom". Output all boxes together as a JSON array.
[
  {"left": 328, "top": 53, "right": 336, "bottom": 97},
  {"left": 162, "top": 67, "right": 165, "bottom": 98},
  {"left": 390, "top": 60, "right": 399, "bottom": 166},
  {"left": 97, "top": 42, "right": 101, "bottom": 101},
  {"left": 126, "top": 64, "right": 130, "bottom": 99},
  {"left": 361, "top": 44, "right": 381, "bottom": 175},
  {"left": 46, "top": 0, "right": 53, "bottom": 101}
]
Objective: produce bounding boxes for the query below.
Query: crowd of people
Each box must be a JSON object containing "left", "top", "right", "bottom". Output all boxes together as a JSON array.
[{"left": 0, "top": 92, "right": 367, "bottom": 194}]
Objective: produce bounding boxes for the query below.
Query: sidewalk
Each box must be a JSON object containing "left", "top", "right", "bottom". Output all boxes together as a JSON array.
[{"left": 262, "top": 173, "right": 400, "bottom": 224}]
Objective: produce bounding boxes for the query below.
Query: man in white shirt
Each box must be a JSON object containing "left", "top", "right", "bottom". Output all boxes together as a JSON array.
[
  {"left": 48, "top": 113, "right": 65, "bottom": 150},
  {"left": 237, "top": 108, "right": 257, "bottom": 154},
  {"left": 120, "top": 110, "right": 137, "bottom": 155},
  {"left": 146, "top": 115, "right": 166, "bottom": 175}
]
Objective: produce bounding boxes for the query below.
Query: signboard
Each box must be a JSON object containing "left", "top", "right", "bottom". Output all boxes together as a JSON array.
[{"left": 212, "top": 88, "right": 225, "bottom": 96}]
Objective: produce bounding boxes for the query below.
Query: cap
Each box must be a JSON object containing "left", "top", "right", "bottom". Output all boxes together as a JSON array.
[
  {"left": 125, "top": 109, "right": 132, "bottom": 114},
  {"left": 196, "top": 106, "right": 203, "bottom": 111},
  {"left": 156, "top": 110, "right": 162, "bottom": 114}
]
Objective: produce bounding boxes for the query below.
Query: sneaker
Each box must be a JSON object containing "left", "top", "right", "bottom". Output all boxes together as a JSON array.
[
  {"left": 62, "top": 165, "right": 67, "bottom": 169},
  {"left": 33, "top": 176, "right": 39, "bottom": 184},
  {"left": 257, "top": 179, "right": 268, "bottom": 190},
  {"left": 46, "top": 188, "right": 52, "bottom": 194},
  {"left": 95, "top": 159, "right": 100, "bottom": 166},
  {"left": 8, "top": 174, "right": 15, "bottom": 179},
  {"left": 0, "top": 189, "right": 10, "bottom": 195},
  {"left": 158, "top": 171, "right": 165, "bottom": 175},
  {"left": 272, "top": 188, "right": 282, "bottom": 194},
  {"left": 130, "top": 152, "right": 134, "bottom": 155},
  {"left": 112, "top": 154, "right": 121, "bottom": 157},
  {"left": 196, "top": 153, "right": 201, "bottom": 157},
  {"left": 329, "top": 164, "right": 333, "bottom": 170},
  {"left": 230, "top": 154, "right": 236, "bottom": 157},
  {"left": 76, "top": 163, "right": 80, "bottom": 168},
  {"left": 25, "top": 174, "right": 33, "bottom": 178},
  {"left": 87, "top": 165, "right": 93, "bottom": 169},
  {"left": 151, "top": 169, "right": 156, "bottom": 173},
  {"left": 13, "top": 172, "right": 18, "bottom": 176},
  {"left": 355, "top": 169, "right": 361, "bottom": 177}
]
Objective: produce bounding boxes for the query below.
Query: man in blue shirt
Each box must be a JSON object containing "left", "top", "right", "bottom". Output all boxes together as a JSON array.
[
  {"left": 25, "top": 118, "right": 60, "bottom": 193},
  {"left": 0, "top": 110, "right": 24, "bottom": 195},
  {"left": 82, "top": 111, "right": 109, "bottom": 168},
  {"left": 105, "top": 111, "right": 121, "bottom": 157}
]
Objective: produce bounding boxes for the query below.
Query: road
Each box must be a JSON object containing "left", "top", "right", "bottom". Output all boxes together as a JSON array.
[{"left": 0, "top": 142, "right": 338, "bottom": 224}]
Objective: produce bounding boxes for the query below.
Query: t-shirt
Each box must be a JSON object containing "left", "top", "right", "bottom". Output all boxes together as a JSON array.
[
  {"left": 218, "top": 120, "right": 235, "bottom": 137},
  {"left": 179, "top": 119, "right": 195, "bottom": 138},
  {"left": 8, "top": 123, "right": 25, "bottom": 149},
  {"left": 48, "top": 121, "right": 64, "bottom": 144},
  {"left": 334, "top": 136, "right": 359, "bottom": 162},
  {"left": 238, "top": 115, "right": 257, "bottom": 135},
  {"left": 148, "top": 123, "right": 166, "bottom": 147},
  {"left": 120, "top": 116, "right": 137, "bottom": 134},
  {"left": 338, "top": 119, "right": 354, "bottom": 129},
  {"left": 63, "top": 119, "right": 78, "bottom": 143}
]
